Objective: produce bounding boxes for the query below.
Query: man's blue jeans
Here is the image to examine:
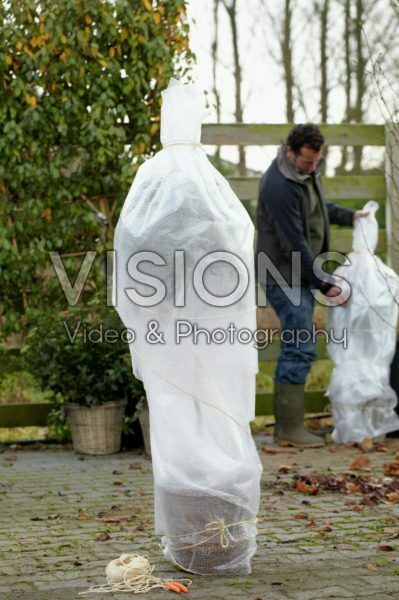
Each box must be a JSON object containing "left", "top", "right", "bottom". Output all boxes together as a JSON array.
[{"left": 263, "top": 285, "right": 317, "bottom": 385}]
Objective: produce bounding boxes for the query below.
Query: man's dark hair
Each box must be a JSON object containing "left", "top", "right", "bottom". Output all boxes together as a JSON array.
[{"left": 286, "top": 123, "right": 325, "bottom": 154}]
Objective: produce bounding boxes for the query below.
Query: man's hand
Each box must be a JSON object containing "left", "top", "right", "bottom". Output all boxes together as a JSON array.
[
  {"left": 323, "top": 279, "right": 351, "bottom": 307},
  {"left": 353, "top": 210, "right": 369, "bottom": 223}
]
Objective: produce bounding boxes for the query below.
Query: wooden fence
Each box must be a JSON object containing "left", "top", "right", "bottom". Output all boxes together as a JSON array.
[{"left": 1, "top": 122, "right": 397, "bottom": 428}]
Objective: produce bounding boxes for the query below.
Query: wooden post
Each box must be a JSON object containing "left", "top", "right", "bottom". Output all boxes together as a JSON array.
[{"left": 385, "top": 123, "right": 399, "bottom": 274}]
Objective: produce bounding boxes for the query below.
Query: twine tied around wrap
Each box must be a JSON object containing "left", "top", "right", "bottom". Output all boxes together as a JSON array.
[{"left": 168, "top": 517, "right": 258, "bottom": 551}]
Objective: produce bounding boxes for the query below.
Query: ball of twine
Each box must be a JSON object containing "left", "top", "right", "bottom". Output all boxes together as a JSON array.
[{"left": 79, "top": 553, "right": 191, "bottom": 595}]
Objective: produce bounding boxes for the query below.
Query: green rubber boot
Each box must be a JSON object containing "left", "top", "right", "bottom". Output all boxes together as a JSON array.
[{"left": 273, "top": 382, "right": 325, "bottom": 448}]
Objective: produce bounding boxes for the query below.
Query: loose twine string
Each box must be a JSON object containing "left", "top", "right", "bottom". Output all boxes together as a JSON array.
[{"left": 78, "top": 553, "right": 192, "bottom": 595}]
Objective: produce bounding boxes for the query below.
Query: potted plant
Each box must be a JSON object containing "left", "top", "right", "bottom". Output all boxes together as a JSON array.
[{"left": 22, "top": 307, "right": 145, "bottom": 455}]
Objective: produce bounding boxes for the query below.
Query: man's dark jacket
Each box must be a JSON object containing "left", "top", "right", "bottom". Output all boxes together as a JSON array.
[{"left": 256, "top": 151, "right": 354, "bottom": 291}]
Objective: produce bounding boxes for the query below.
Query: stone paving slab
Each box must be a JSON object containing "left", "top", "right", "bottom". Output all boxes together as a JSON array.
[{"left": 1, "top": 436, "right": 399, "bottom": 599}]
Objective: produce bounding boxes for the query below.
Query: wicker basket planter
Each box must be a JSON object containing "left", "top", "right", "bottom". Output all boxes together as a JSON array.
[{"left": 66, "top": 399, "right": 127, "bottom": 455}]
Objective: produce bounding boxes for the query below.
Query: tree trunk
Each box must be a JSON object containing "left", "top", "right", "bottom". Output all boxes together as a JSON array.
[
  {"left": 211, "top": 0, "right": 221, "bottom": 162},
  {"left": 282, "top": 0, "right": 295, "bottom": 122},
  {"left": 353, "top": 0, "right": 366, "bottom": 173},
  {"left": 319, "top": 0, "right": 329, "bottom": 172},
  {"left": 224, "top": 0, "right": 246, "bottom": 175},
  {"left": 320, "top": 0, "right": 329, "bottom": 123},
  {"left": 338, "top": 0, "right": 352, "bottom": 173}
]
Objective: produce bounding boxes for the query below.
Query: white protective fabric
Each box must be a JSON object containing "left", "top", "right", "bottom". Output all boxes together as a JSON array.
[
  {"left": 327, "top": 201, "right": 399, "bottom": 443},
  {"left": 113, "top": 79, "right": 262, "bottom": 574}
]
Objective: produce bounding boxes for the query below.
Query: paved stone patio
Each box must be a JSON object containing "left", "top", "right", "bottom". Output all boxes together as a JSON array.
[{"left": 1, "top": 435, "right": 399, "bottom": 600}]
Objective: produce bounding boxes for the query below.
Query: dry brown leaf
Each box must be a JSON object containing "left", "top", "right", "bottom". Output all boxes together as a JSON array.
[
  {"left": 294, "top": 513, "right": 310, "bottom": 520},
  {"left": 296, "top": 479, "right": 319, "bottom": 495},
  {"left": 358, "top": 438, "right": 374, "bottom": 452},
  {"left": 305, "top": 520, "right": 317, "bottom": 529},
  {"left": 96, "top": 533, "right": 111, "bottom": 541},
  {"left": 384, "top": 463, "right": 399, "bottom": 477},
  {"left": 278, "top": 464, "right": 293, "bottom": 474},
  {"left": 344, "top": 482, "right": 359, "bottom": 494},
  {"left": 262, "top": 446, "right": 298, "bottom": 455},
  {"left": 377, "top": 544, "right": 394, "bottom": 552},
  {"left": 367, "top": 563, "right": 378, "bottom": 570},
  {"left": 76, "top": 514, "right": 91, "bottom": 520},
  {"left": 98, "top": 515, "right": 136, "bottom": 523},
  {"left": 4, "top": 455, "right": 17, "bottom": 461},
  {"left": 350, "top": 455, "right": 372, "bottom": 471},
  {"left": 385, "top": 492, "right": 399, "bottom": 503}
]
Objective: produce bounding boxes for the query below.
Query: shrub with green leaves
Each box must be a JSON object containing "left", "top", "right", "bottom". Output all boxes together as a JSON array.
[
  {"left": 0, "top": 0, "right": 192, "bottom": 338},
  {"left": 22, "top": 304, "right": 145, "bottom": 407}
]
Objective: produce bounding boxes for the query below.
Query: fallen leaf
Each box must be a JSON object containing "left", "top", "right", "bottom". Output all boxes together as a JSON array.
[
  {"left": 378, "top": 545, "right": 394, "bottom": 552},
  {"left": 113, "top": 481, "right": 125, "bottom": 486},
  {"left": 296, "top": 478, "right": 319, "bottom": 495},
  {"left": 384, "top": 463, "right": 399, "bottom": 477},
  {"left": 345, "top": 482, "right": 359, "bottom": 494},
  {"left": 4, "top": 455, "right": 17, "bottom": 461},
  {"left": 305, "top": 520, "right": 317, "bottom": 529},
  {"left": 98, "top": 515, "right": 136, "bottom": 523},
  {"left": 367, "top": 563, "right": 379, "bottom": 570},
  {"left": 96, "top": 533, "right": 111, "bottom": 541},
  {"left": 294, "top": 513, "right": 310, "bottom": 519},
  {"left": 278, "top": 464, "right": 293, "bottom": 474},
  {"left": 350, "top": 455, "right": 372, "bottom": 471},
  {"left": 77, "top": 514, "right": 91, "bottom": 520},
  {"left": 358, "top": 438, "right": 374, "bottom": 452},
  {"left": 262, "top": 446, "right": 298, "bottom": 454}
]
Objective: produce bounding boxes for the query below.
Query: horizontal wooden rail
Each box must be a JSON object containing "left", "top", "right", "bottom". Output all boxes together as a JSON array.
[
  {"left": 251, "top": 223, "right": 387, "bottom": 254},
  {"left": 229, "top": 175, "right": 386, "bottom": 202},
  {"left": 202, "top": 123, "right": 385, "bottom": 147},
  {"left": 0, "top": 397, "right": 329, "bottom": 425},
  {"left": 0, "top": 403, "right": 52, "bottom": 428},
  {"left": 256, "top": 391, "right": 330, "bottom": 415}
]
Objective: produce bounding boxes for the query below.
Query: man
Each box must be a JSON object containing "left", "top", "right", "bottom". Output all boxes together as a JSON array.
[{"left": 256, "top": 123, "right": 367, "bottom": 448}]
